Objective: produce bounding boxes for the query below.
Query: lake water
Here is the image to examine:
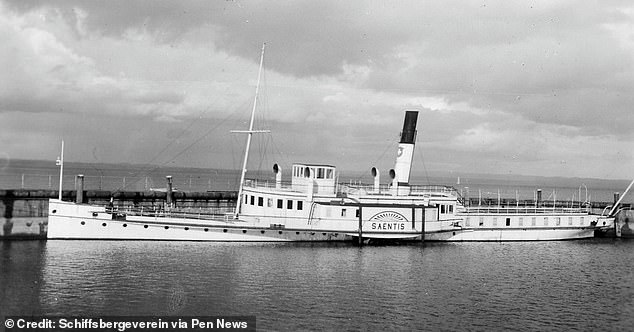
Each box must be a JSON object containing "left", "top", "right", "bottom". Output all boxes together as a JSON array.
[{"left": 1, "top": 239, "right": 633, "bottom": 331}]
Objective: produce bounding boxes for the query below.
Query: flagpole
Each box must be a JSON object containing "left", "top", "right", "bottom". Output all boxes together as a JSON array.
[{"left": 57, "top": 140, "right": 64, "bottom": 200}]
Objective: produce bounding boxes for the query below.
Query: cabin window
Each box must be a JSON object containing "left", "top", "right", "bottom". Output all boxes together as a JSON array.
[
  {"left": 441, "top": 205, "right": 446, "bottom": 214},
  {"left": 544, "top": 217, "right": 549, "bottom": 226},
  {"left": 505, "top": 218, "right": 511, "bottom": 227},
  {"left": 449, "top": 205, "right": 453, "bottom": 213},
  {"left": 317, "top": 168, "right": 325, "bottom": 179},
  {"left": 479, "top": 217, "right": 484, "bottom": 227},
  {"left": 297, "top": 201, "right": 303, "bottom": 210},
  {"left": 492, "top": 217, "right": 497, "bottom": 227},
  {"left": 287, "top": 200, "right": 293, "bottom": 209},
  {"left": 519, "top": 217, "right": 523, "bottom": 226},
  {"left": 568, "top": 217, "right": 573, "bottom": 226},
  {"left": 300, "top": 167, "right": 304, "bottom": 176},
  {"left": 355, "top": 209, "right": 360, "bottom": 218},
  {"left": 531, "top": 217, "right": 536, "bottom": 226},
  {"left": 556, "top": 217, "right": 561, "bottom": 226},
  {"left": 580, "top": 217, "right": 585, "bottom": 225},
  {"left": 341, "top": 209, "right": 347, "bottom": 217},
  {"left": 244, "top": 195, "right": 248, "bottom": 205},
  {"left": 258, "top": 197, "right": 264, "bottom": 207},
  {"left": 465, "top": 217, "right": 470, "bottom": 227},
  {"left": 326, "top": 169, "right": 333, "bottom": 179},
  {"left": 277, "top": 199, "right": 283, "bottom": 209},
  {"left": 250, "top": 195, "right": 255, "bottom": 205},
  {"left": 267, "top": 198, "right": 273, "bottom": 208}
]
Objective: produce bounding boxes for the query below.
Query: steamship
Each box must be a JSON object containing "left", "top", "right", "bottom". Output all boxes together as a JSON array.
[
  {"left": 47, "top": 108, "right": 613, "bottom": 242},
  {"left": 47, "top": 46, "right": 615, "bottom": 242}
]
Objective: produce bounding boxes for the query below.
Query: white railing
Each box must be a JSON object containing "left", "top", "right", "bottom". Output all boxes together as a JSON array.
[
  {"left": 106, "top": 205, "right": 233, "bottom": 221},
  {"left": 462, "top": 205, "right": 590, "bottom": 214},
  {"left": 243, "top": 178, "right": 461, "bottom": 199}
]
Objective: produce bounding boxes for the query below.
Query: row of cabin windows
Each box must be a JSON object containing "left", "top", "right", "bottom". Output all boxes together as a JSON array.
[
  {"left": 465, "top": 216, "right": 585, "bottom": 227},
  {"left": 292, "top": 166, "right": 334, "bottom": 179},
  {"left": 245, "top": 194, "right": 362, "bottom": 218},
  {"left": 246, "top": 195, "right": 303, "bottom": 211},
  {"left": 439, "top": 204, "right": 454, "bottom": 214}
]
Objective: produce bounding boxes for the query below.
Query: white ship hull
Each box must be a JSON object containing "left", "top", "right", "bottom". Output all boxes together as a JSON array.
[{"left": 48, "top": 199, "right": 604, "bottom": 242}]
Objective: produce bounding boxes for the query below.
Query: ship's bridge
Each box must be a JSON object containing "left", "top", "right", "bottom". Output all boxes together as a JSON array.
[{"left": 291, "top": 163, "right": 337, "bottom": 195}]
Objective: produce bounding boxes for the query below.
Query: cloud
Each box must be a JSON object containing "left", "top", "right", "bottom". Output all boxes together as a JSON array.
[{"left": 0, "top": 1, "right": 632, "bottom": 179}]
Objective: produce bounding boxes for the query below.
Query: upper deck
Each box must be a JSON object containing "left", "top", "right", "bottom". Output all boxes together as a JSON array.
[{"left": 243, "top": 176, "right": 461, "bottom": 200}]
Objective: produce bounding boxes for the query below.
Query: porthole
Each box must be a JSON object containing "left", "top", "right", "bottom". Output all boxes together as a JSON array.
[
  {"left": 144, "top": 225, "right": 148, "bottom": 229},
  {"left": 52, "top": 209, "right": 57, "bottom": 214},
  {"left": 453, "top": 232, "right": 456, "bottom": 236},
  {"left": 92, "top": 212, "right": 98, "bottom": 217},
  {"left": 322, "top": 233, "right": 326, "bottom": 236},
  {"left": 102, "top": 223, "right": 107, "bottom": 227},
  {"left": 311, "top": 232, "right": 315, "bottom": 235},
  {"left": 334, "top": 233, "right": 338, "bottom": 236},
  {"left": 184, "top": 227, "right": 189, "bottom": 231},
  {"left": 296, "top": 232, "right": 300, "bottom": 235},
  {"left": 261, "top": 230, "right": 265, "bottom": 234},
  {"left": 164, "top": 226, "right": 169, "bottom": 230},
  {"left": 223, "top": 229, "right": 227, "bottom": 233},
  {"left": 279, "top": 231, "right": 283, "bottom": 234},
  {"left": 80, "top": 221, "right": 85, "bottom": 225},
  {"left": 242, "top": 230, "right": 247, "bottom": 233},
  {"left": 123, "top": 224, "right": 127, "bottom": 227},
  {"left": 204, "top": 228, "right": 209, "bottom": 232}
]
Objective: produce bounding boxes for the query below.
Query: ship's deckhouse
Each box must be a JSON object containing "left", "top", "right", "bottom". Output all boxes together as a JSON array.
[{"left": 291, "top": 163, "right": 337, "bottom": 195}]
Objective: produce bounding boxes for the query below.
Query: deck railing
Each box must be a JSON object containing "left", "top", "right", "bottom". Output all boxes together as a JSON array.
[
  {"left": 105, "top": 205, "right": 234, "bottom": 221},
  {"left": 462, "top": 205, "right": 591, "bottom": 214},
  {"left": 243, "top": 179, "right": 462, "bottom": 199}
]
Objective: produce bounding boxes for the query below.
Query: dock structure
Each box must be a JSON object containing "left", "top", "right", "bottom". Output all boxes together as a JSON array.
[{"left": 0, "top": 188, "right": 236, "bottom": 239}]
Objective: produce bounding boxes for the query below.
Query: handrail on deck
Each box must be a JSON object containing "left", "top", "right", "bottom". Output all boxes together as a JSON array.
[
  {"left": 462, "top": 205, "right": 590, "bottom": 214},
  {"left": 105, "top": 205, "right": 230, "bottom": 221},
  {"left": 242, "top": 178, "right": 464, "bottom": 201}
]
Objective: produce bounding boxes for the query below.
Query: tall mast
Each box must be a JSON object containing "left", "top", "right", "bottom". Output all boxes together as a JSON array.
[{"left": 233, "top": 43, "right": 269, "bottom": 218}]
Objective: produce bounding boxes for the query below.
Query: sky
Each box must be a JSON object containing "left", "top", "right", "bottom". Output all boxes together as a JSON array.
[{"left": 0, "top": 0, "right": 633, "bottom": 180}]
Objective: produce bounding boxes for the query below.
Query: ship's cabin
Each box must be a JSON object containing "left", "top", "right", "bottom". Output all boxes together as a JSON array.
[{"left": 291, "top": 163, "right": 337, "bottom": 195}]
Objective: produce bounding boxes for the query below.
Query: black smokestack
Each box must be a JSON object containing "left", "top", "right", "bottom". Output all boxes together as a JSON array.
[{"left": 400, "top": 111, "right": 418, "bottom": 144}]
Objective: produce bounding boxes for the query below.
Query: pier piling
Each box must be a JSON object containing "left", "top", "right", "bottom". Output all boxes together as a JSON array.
[
  {"left": 166, "top": 176, "right": 173, "bottom": 209},
  {"left": 76, "top": 175, "right": 84, "bottom": 204},
  {"left": 421, "top": 207, "right": 426, "bottom": 243},
  {"left": 358, "top": 205, "right": 363, "bottom": 246}
]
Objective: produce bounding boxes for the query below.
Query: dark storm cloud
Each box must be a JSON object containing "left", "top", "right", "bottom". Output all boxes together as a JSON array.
[{"left": 1, "top": 0, "right": 632, "bottom": 178}]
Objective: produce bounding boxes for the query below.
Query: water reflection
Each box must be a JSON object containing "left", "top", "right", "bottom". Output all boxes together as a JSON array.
[{"left": 1, "top": 239, "right": 633, "bottom": 331}]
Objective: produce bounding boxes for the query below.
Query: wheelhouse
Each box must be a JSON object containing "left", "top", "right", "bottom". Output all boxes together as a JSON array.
[{"left": 291, "top": 163, "right": 337, "bottom": 195}]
